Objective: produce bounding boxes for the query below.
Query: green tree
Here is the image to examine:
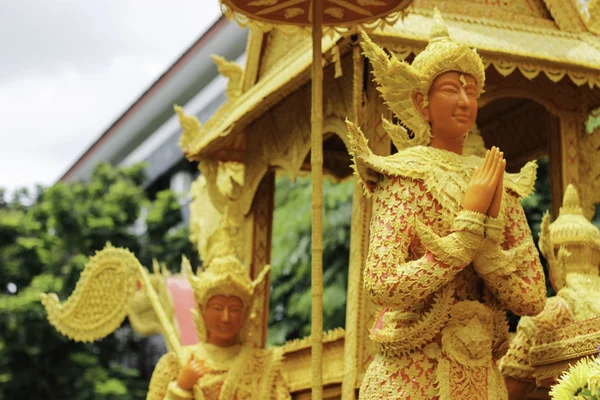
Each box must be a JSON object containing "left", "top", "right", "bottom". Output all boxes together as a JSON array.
[
  {"left": 0, "top": 162, "right": 195, "bottom": 400},
  {"left": 268, "top": 175, "right": 354, "bottom": 345}
]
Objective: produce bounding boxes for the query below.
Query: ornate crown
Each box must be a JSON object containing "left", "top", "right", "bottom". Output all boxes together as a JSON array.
[
  {"left": 412, "top": 8, "right": 485, "bottom": 102},
  {"left": 183, "top": 216, "right": 268, "bottom": 308},
  {"left": 359, "top": 8, "right": 485, "bottom": 148}
]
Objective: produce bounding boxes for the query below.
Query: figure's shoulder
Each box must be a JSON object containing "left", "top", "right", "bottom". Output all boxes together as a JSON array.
[
  {"left": 504, "top": 160, "right": 537, "bottom": 199},
  {"left": 155, "top": 351, "right": 180, "bottom": 370},
  {"left": 148, "top": 351, "right": 180, "bottom": 400},
  {"left": 366, "top": 146, "right": 441, "bottom": 185}
]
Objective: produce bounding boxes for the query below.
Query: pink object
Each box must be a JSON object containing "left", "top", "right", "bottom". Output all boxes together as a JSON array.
[{"left": 167, "top": 277, "right": 200, "bottom": 345}]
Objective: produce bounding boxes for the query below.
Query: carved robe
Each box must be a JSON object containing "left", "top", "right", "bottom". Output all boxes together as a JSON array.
[
  {"left": 354, "top": 146, "right": 546, "bottom": 400},
  {"left": 147, "top": 342, "right": 290, "bottom": 400}
]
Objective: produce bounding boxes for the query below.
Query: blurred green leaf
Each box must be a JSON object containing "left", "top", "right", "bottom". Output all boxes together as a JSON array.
[
  {"left": 0, "top": 162, "right": 195, "bottom": 399},
  {"left": 268, "top": 175, "right": 353, "bottom": 345}
]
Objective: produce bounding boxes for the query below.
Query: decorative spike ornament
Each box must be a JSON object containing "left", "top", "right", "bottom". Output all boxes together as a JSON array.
[
  {"left": 174, "top": 105, "right": 202, "bottom": 155},
  {"left": 211, "top": 55, "right": 244, "bottom": 101}
]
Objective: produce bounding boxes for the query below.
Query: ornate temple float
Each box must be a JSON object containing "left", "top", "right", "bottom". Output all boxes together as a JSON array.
[
  {"left": 171, "top": 0, "right": 600, "bottom": 398},
  {"left": 41, "top": 1, "right": 600, "bottom": 399}
]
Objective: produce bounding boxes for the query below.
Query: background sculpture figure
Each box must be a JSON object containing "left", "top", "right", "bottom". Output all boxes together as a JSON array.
[
  {"left": 41, "top": 215, "right": 290, "bottom": 400},
  {"left": 500, "top": 184, "right": 600, "bottom": 399},
  {"left": 346, "top": 9, "right": 546, "bottom": 400},
  {"left": 147, "top": 220, "right": 290, "bottom": 400}
]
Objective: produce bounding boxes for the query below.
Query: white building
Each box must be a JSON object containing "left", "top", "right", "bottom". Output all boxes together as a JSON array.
[{"left": 60, "top": 17, "right": 247, "bottom": 220}]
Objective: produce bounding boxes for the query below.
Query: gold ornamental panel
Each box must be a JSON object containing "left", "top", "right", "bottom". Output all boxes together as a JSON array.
[{"left": 220, "top": 0, "right": 413, "bottom": 26}]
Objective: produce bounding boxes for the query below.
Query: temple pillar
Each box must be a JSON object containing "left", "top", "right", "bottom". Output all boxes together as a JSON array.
[
  {"left": 549, "top": 112, "right": 584, "bottom": 218},
  {"left": 246, "top": 170, "right": 275, "bottom": 348}
]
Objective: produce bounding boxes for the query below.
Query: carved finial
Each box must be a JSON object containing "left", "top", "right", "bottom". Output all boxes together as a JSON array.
[
  {"left": 543, "top": 183, "right": 600, "bottom": 281},
  {"left": 561, "top": 184, "right": 582, "bottom": 214},
  {"left": 174, "top": 105, "right": 202, "bottom": 156},
  {"left": 211, "top": 55, "right": 243, "bottom": 101},
  {"left": 430, "top": 8, "right": 450, "bottom": 42}
]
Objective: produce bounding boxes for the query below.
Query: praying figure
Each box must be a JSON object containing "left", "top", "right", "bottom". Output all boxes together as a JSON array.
[
  {"left": 346, "top": 9, "right": 546, "bottom": 400},
  {"left": 147, "top": 224, "right": 291, "bottom": 400}
]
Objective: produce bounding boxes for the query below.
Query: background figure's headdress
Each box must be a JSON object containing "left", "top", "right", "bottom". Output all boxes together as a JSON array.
[
  {"left": 182, "top": 214, "right": 269, "bottom": 342},
  {"left": 360, "top": 8, "right": 485, "bottom": 148}
]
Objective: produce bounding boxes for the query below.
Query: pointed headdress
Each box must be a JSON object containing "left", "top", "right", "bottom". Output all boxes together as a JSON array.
[
  {"left": 359, "top": 8, "right": 485, "bottom": 148},
  {"left": 182, "top": 213, "right": 269, "bottom": 341}
]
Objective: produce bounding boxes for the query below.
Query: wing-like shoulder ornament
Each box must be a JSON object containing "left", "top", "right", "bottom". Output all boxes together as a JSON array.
[
  {"left": 40, "top": 244, "right": 140, "bottom": 342},
  {"left": 359, "top": 31, "right": 429, "bottom": 148},
  {"left": 346, "top": 118, "right": 378, "bottom": 196}
]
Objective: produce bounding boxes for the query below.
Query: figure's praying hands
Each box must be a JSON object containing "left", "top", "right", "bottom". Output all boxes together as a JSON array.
[
  {"left": 487, "top": 153, "right": 505, "bottom": 218},
  {"left": 463, "top": 147, "right": 506, "bottom": 215}
]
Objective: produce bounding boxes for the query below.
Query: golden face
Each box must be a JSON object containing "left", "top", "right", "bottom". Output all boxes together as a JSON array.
[
  {"left": 423, "top": 71, "right": 479, "bottom": 141},
  {"left": 202, "top": 295, "right": 245, "bottom": 346}
]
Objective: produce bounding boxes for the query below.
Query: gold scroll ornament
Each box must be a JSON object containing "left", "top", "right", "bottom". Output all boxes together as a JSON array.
[{"left": 40, "top": 244, "right": 184, "bottom": 363}]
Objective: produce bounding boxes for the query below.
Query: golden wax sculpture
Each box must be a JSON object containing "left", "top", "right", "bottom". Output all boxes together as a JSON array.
[
  {"left": 41, "top": 217, "right": 292, "bottom": 400},
  {"left": 148, "top": 220, "right": 291, "bottom": 400},
  {"left": 346, "top": 9, "right": 546, "bottom": 400},
  {"left": 41, "top": 244, "right": 181, "bottom": 355},
  {"left": 214, "top": 1, "right": 415, "bottom": 397},
  {"left": 173, "top": 1, "right": 600, "bottom": 398},
  {"left": 499, "top": 184, "right": 600, "bottom": 397}
]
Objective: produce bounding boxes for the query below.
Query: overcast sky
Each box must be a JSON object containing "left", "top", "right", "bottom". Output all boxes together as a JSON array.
[{"left": 0, "top": 0, "right": 222, "bottom": 196}]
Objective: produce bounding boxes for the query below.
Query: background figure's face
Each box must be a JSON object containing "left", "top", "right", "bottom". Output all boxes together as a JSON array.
[
  {"left": 202, "top": 295, "right": 245, "bottom": 346},
  {"left": 424, "top": 71, "right": 478, "bottom": 141}
]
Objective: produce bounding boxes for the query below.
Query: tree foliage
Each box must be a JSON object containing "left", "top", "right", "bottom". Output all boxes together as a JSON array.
[
  {"left": 268, "top": 175, "right": 354, "bottom": 345},
  {"left": 0, "top": 163, "right": 195, "bottom": 399}
]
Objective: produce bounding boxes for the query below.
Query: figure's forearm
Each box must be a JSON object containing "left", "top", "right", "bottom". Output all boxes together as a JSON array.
[
  {"left": 364, "top": 252, "right": 456, "bottom": 307},
  {"left": 365, "top": 210, "right": 485, "bottom": 307},
  {"left": 415, "top": 209, "right": 486, "bottom": 267},
  {"left": 473, "top": 217, "right": 546, "bottom": 316}
]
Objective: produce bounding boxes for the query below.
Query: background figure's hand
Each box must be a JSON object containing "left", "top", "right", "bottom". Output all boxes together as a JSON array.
[
  {"left": 463, "top": 147, "right": 505, "bottom": 214},
  {"left": 487, "top": 155, "right": 505, "bottom": 218},
  {"left": 177, "top": 355, "right": 209, "bottom": 391}
]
